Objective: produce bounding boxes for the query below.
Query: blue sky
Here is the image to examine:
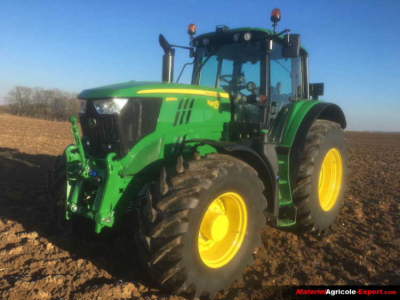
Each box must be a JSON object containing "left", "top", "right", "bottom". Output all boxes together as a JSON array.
[{"left": 1, "top": 0, "right": 399, "bottom": 131}]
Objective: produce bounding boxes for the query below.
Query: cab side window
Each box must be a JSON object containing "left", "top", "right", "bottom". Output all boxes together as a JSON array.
[{"left": 270, "top": 43, "right": 302, "bottom": 113}]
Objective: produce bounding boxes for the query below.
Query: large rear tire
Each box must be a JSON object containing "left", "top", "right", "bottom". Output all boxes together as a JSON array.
[
  {"left": 293, "top": 119, "right": 347, "bottom": 233},
  {"left": 135, "top": 153, "right": 267, "bottom": 298}
]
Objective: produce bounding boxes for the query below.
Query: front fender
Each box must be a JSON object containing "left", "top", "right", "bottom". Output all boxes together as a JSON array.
[{"left": 187, "top": 139, "right": 278, "bottom": 216}]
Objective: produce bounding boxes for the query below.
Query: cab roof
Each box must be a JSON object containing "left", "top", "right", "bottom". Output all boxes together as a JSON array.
[
  {"left": 193, "top": 27, "right": 307, "bottom": 53},
  {"left": 195, "top": 27, "right": 274, "bottom": 39}
]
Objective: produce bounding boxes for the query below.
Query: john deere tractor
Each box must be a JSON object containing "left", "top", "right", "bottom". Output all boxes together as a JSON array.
[{"left": 49, "top": 9, "right": 346, "bottom": 298}]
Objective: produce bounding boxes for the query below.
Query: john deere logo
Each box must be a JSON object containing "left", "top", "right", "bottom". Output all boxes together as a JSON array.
[{"left": 88, "top": 118, "right": 97, "bottom": 128}]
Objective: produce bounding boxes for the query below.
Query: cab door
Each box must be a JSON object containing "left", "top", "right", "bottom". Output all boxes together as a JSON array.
[{"left": 268, "top": 42, "right": 304, "bottom": 141}]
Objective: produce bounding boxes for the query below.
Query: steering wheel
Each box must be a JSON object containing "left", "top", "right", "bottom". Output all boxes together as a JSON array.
[
  {"left": 219, "top": 74, "right": 233, "bottom": 84},
  {"left": 219, "top": 74, "right": 248, "bottom": 102},
  {"left": 246, "top": 81, "right": 258, "bottom": 94}
]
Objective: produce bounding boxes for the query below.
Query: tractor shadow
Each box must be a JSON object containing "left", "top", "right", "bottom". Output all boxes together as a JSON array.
[
  {"left": 0, "top": 147, "right": 149, "bottom": 287},
  {"left": 0, "top": 147, "right": 290, "bottom": 299}
]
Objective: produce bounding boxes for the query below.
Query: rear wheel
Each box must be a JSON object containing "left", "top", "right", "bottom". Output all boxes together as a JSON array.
[
  {"left": 135, "top": 154, "right": 267, "bottom": 298},
  {"left": 293, "top": 119, "right": 347, "bottom": 233}
]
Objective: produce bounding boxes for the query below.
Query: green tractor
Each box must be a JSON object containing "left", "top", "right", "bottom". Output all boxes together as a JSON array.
[{"left": 49, "top": 8, "right": 346, "bottom": 298}]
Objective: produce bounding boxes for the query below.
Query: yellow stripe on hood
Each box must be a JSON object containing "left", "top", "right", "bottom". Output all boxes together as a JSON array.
[{"left": 137, "top": 88, "right": 229, "bottom": 98}]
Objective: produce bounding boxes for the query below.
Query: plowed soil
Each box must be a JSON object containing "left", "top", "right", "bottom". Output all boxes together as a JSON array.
[{"left": 0, "top": 112, "right": 399, "bottom": 300}]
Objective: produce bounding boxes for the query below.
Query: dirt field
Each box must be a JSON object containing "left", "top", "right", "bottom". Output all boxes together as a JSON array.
[{"left": 0, "top": 112, "right": 399, "bottom": 300}]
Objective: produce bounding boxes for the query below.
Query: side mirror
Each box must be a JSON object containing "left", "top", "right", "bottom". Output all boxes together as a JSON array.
[
  {"left": 282, "top": 34, "right": 300, "bottom": 58},
  {"left": 309, "top": 83, "right": 324, "bottom": 100}
]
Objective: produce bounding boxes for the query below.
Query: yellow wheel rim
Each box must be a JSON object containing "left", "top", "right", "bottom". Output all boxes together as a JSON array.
[
  {"left": 318, "top": 148, "right": 343, "bottom": 211},
  {"left": 198, "top": 192, "right": 248, "bottom": 269}
]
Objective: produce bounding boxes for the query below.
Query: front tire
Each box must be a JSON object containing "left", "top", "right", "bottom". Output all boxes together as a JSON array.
[
  {"left": 293, "top": 119, "right": 347, "bottom": 233},
  {"left": 135, "top": 154, "right": 267, "bottom": 298}
]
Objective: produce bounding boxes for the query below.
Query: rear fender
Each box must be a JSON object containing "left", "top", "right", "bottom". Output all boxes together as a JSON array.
[
  {"left": 281, "top": 101, "right": 346, "bottom": 148},
  {"left": 286, "top": 102, "right": 346, "bottom": 179}
]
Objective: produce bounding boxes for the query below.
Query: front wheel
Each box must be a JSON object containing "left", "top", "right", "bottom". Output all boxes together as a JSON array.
[
  {"left": 293, "top": 119, "right": 347, "bottom": 233},
  {"left": 135, "top": 154, "right": 267, "bottom": 298}
]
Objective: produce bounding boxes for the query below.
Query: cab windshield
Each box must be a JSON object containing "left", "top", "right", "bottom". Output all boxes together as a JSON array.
[{"left": 193, "top": 42, "right": 265, "bottom": 97}]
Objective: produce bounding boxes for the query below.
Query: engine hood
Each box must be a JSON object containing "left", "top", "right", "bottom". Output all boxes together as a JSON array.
[{"left": 79, "top": 81, "right": 229, "bottom": 100}]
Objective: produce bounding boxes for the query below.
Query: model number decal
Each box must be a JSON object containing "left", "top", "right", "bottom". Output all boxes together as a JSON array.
[{"left": 207, "top": 100, "right": 220, "bottom": 110}]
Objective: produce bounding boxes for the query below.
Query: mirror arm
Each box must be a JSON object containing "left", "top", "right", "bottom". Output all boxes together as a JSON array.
[
  {"left": 275, "top": 29, "right": 290, "bottom": 37},
  {"left": 171, "top": 44, "right": 193, "bottom": 51}
]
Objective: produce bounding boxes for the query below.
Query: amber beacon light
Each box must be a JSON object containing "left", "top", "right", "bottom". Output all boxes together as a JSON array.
[
  {"left": 188, "top": 23, "right": 197, "bottom": 36},
  {"left": 271, "top": 8, "right": 281, "bottom": 32}
]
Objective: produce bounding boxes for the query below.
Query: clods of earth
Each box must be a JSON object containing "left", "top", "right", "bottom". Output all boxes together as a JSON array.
[{"left": 0, "top": 112, "right": 399, "bottom": 299}]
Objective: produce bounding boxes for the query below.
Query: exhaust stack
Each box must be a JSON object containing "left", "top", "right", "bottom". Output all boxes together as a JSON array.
[{"left": 159, "top": 34, "right": 175, "bottom": 83}]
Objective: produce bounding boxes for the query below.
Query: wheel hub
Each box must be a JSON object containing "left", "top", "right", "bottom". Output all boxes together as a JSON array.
[
  {"left": 318, "top": 148, "right": 343, "bottom": 211},
  {"left": 198, "top": 192, "right": 248, "bottom": 269},
  {"left": 200, "top": 212, "right": 230, "bottom": 242}
]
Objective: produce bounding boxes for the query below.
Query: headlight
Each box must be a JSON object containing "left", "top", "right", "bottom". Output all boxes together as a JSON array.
[
  {"left": 79, "top": 100, "right": 87, "bottom": 114},
  {"left": 93, "top": 98, "right": 129, "bottom": 114}
]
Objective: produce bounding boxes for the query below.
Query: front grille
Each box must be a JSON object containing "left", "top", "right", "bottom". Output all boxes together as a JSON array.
[{"left": 80, "top": 98, "right": 162, "bottom": 158}]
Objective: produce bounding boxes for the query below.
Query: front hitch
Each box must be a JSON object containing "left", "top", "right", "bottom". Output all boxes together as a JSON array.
[
  {"left": 69, "top": 116, "right": 90, "bottom": 178},
  {"left": 65, "top": 116, "right": 130, "bottom": 233}
]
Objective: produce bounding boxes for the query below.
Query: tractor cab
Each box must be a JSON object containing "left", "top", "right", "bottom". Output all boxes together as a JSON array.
[
  {"left": 157, "top": 9, "right": 327, "bottom": 143},
  {"left": 158, "top": 10, "right": 323, "bottom": 142},
  {"left": 190, "top": 26, "right": 308, "bottom": 130}
]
